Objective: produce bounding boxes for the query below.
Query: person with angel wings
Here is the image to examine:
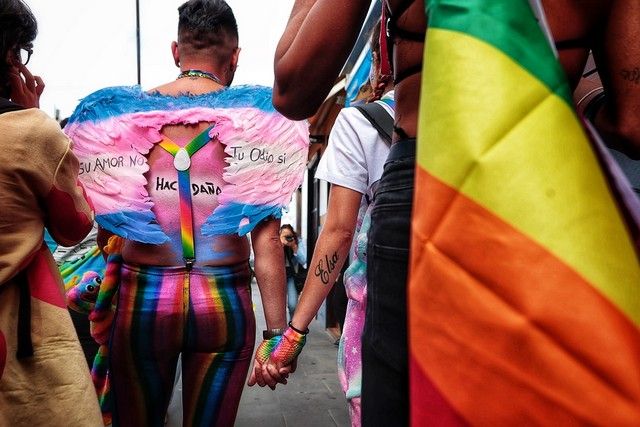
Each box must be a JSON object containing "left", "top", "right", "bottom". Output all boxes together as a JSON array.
[{"left": 65, "top": 1, "right": 309, "bottom": 425}]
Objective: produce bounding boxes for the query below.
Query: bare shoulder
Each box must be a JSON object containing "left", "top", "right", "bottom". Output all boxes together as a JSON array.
[
  {"left": 147, "top": 81, "right": 182, "bottom": 96},
  {"left": 148, "top": 79, "right": 225, "bottom": 97}
]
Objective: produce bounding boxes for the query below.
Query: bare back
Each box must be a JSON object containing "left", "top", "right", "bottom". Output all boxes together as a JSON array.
[
  {"left": 385, "top": 0, "right": 426, "bottom": 140},
  {"left": 543, "top": 0, "right": 640, "bottom": 155},
  {"left": 122, "top": 79, "right": 250, "bottom": 267},
  {"left": 541, "top": 0, "right": 609, "bottom": 90}
]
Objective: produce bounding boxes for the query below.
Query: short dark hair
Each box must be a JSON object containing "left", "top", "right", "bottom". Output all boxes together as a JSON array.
[
  {"left": 0, "top": 0, "right": 37, "bottom": 89},
  {"left": 177, "top": 0, "right": 237, "bottom": 51}
]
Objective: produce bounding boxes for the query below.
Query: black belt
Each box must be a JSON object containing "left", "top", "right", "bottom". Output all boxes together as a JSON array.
[{"left": 386, "top": 138, "right": 416, "bottom": 163}]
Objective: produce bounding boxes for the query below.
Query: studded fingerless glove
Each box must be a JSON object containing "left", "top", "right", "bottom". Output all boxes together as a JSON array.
[{"left": 255, "top": 323, "right": 308, "bottom": 366}]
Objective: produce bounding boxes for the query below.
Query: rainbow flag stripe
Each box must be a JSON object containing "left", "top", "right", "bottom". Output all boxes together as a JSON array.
[{"left": 409, "top": 0, "right": 640, "bottom": 424}]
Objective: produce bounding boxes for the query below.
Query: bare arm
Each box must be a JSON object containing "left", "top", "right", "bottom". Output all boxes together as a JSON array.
[
  {"left": 97, "top": 226, "right": 115, "bottom": 259},
  {"left": 247, "top": 217, "right": 291, "bottom": 389},
  {"left": 251, "top": 217, "right": 287, "bottom": 331},
  {"left": 273, "top": 0, "right": 372, "bottom": 119},
  {"left": 543, "top": 0, "right": 640, "bottom": 156},
  {"left": 258, "top": 185, "right": 360, "bottom": 384},
  {"left": 248, "top": 186, "right": 361, "bottom": 388},
  {"left": 290, "top": 185, "right": 361, "bottom": 332}
]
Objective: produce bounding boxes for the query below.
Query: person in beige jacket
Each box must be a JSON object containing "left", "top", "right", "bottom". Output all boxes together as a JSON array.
[{"left": 0, "top": 1, "right": 102, "bottom": 425}]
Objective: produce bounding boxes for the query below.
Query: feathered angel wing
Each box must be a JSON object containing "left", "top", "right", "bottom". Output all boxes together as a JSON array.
[
  {"left": 201, "top": 105, "right": 309, "bottom": 236},
  {"left": 67, "top": 85, "right": 309, "bottom": 241},
  {"left": 66, "top": 87, "right": 169, "bottom": 244}
]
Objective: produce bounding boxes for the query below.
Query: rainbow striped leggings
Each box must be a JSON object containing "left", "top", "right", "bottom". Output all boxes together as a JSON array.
[{"left": 109, "top": 262, "right": 255, "bottom": 427}]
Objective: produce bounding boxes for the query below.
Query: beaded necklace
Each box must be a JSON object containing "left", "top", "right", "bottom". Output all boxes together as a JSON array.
[{"left": 177, "top": 69, "right": 223, "bottom": 85}]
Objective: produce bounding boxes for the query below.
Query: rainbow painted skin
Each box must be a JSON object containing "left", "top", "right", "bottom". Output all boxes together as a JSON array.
[{"left": 109, "top": 261, "right": 254, "bottom": 426}]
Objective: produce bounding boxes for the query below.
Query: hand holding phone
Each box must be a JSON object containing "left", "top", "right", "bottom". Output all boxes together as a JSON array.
[{"left": 8, "top": 62, "right": 44, "bottom": 108}]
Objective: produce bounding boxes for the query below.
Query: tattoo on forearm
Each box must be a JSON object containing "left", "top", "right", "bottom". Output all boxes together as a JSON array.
[
  {"left": 314, "top": 252, "right": 339, "bottom": 285},
  {"left": 620, "top": 68, "right": 640, "bottom": 84}
]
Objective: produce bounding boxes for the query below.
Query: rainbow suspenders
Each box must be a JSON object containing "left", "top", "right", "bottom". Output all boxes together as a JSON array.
[{"left": 159, "top": 125, "right": 215, "bottom": 269}]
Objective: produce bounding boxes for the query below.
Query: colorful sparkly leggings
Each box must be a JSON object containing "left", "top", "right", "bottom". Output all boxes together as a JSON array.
[{"left": 109, "top": 262, "right": 255, "bottom": 427}]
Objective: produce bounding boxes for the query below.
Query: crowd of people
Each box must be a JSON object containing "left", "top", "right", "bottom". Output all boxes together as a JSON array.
[{"left": 1, "top": 0, "right": 639, "bottom": 426}]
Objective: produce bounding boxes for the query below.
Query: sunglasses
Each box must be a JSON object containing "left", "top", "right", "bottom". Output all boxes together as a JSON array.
[{"left": 284, "top": 236, "right": 295, "bottom": 242}]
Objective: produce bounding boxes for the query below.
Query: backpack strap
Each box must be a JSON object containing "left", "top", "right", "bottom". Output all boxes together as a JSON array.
[{"left": 355, "top": 101, "right": 393, "bottom": 146}]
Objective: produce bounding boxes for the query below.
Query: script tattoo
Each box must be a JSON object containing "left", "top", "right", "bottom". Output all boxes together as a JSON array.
[
  {"left": 620, "top": 68, "right": 640, "bottom": 84},
  {"left": 314, "top": 252, "right": 339, "bottom": 285}
]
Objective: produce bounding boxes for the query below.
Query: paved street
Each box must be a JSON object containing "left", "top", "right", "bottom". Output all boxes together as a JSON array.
[{"left": 235, "top": 281, "right": 351, "bottom": 427}]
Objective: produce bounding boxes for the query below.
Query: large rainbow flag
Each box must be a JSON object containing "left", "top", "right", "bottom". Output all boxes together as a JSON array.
[{"left": 409, "top": 0, "right": 640, "bottom": 424}]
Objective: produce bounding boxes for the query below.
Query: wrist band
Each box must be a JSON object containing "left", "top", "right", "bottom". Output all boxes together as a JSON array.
[
  {"left": 262, "top": 328, "right": 285, "bottom": 339},
  {"left": 288, "top": 321, "right": 309, "bottom": 335}
]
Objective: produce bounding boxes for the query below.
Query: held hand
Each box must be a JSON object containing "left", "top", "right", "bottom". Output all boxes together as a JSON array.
[
  {"left": 247, "top": 338, "right": 285, "bottom": 388},
  {"left": 247, "top": 356, "right": 297, "bottom": 390},
  {"left": 247, "top": 326, "right": 307, "bottom": 388},
  {"left": 263, "top": 355, "right": 298, "bottom": 388},
  {"left": 8, "top": 63, "right": 44, "bottom": 108},
  {"left": 247, "top": 358, "right": 268, "bottom": 388}
]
